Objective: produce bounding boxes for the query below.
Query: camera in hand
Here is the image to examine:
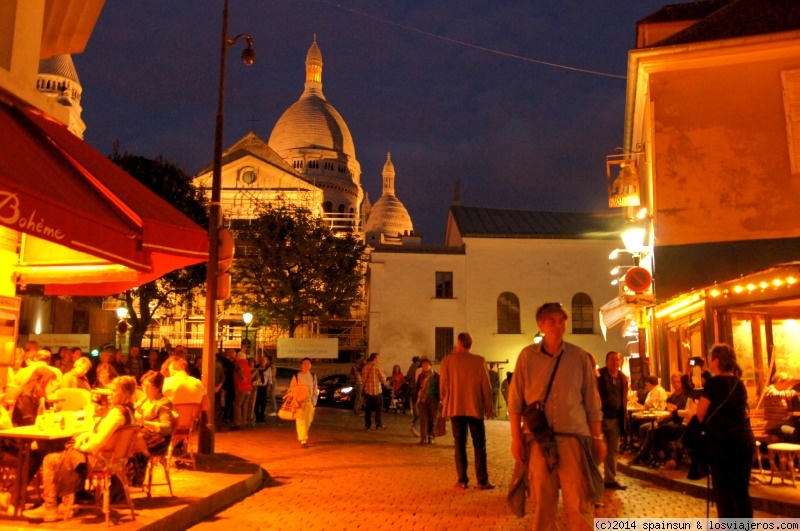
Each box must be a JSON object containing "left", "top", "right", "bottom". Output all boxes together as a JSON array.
[{"left": 689, "top": 356, "right": 704, "bottom": 367}]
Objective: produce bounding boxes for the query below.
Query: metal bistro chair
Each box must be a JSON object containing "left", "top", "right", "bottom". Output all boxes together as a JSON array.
[
  {"left": 64, "top": 424, "right": 140, "bottom": 526},
  {"left": 144, "top": 451, "right": 173, "bottom": 498},
  {"left": 167, "top": 403, "right": 202, "bottom": 470}
]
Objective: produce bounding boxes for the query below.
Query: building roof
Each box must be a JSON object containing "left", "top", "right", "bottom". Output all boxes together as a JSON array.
[
  {"left": 639, "top": 0, "right": 733, "bottom": 25},
  {"left": 38, "top": 54, "right": 80, "bottom": 83},
  {"left": 370, "top": 244, "right": 465, "bottom": 255},
  {"left": 643, "top": 0, "right": 800, "bottom": 47},
  {"left": 449, "top": 205, "right": 623, "bottom": 239},
  {"left": 268, "top": 37, "right": 357, "bottom": 165},
  {"left": 197, "top": 131, "right": 299, "bottom": 176}
]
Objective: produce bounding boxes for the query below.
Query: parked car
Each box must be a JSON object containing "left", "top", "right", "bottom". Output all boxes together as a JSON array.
[
  {"left": 274, "top": 367, "right": 299, "bottom": 399},
  {"left": 333, "top": 379, "right": 394, "bottom": 411},
  {"left": 316, "top": 374, "right": 351, "bottom": 406}
]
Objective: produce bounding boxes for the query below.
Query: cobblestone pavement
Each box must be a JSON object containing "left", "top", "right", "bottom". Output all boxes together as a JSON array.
[{"left": 191, "top": 407, "right": 780, "bottom": 530}]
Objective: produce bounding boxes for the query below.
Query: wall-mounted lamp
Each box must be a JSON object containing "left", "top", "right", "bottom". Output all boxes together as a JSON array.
[
  {"left": 621, "top": 219, "right": 646, "bottom": 254},
  {"left": 116, "top": 306, "right": 129, "bottom": 320}
]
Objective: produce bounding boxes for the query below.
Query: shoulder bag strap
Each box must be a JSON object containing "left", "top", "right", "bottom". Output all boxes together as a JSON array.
[{"left": 542, "top": 353, "right": 563, "bottom": 406}]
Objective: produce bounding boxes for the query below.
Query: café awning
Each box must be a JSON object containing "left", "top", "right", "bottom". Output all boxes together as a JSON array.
[
  {"left": 599, "top": 296, "right": 636, "bottom": 340},
  {"left": 0, "top": 88, "right": 208, "bottom": 295}
]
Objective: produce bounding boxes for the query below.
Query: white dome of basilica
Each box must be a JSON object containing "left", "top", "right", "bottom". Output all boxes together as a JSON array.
[
  {"left": 364, "top": 153, "right": 414, "bottom": 245},
  {"left": 269, "top": 37, "right": 357, "bottom": 167}
]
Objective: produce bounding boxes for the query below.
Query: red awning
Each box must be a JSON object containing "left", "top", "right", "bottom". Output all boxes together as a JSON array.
[{"left": 0, "top": 88, "right": 208, "bottom": 295}]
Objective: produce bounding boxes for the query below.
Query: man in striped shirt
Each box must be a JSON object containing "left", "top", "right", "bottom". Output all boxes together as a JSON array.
[{"left": 362, "top": 352, "right": 387, "bottom": 430}]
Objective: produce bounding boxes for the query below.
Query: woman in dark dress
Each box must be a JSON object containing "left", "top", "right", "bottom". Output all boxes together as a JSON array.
[{"left": 695, "top": 343, "right": 754, "bottom": 518}]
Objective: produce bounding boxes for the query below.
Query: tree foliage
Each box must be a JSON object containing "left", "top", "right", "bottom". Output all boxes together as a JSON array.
[
  {"left": 233, "top": 206, "right": 366, "bottom": 337},
  {"left": 110, "top": 147, "right": 209, "bottom": 348}
]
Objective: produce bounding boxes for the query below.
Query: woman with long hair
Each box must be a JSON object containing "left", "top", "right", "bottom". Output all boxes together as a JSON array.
[
  {"left": 695, "top": 343, "right": 754, "bottom": 517},
  {"left": 13, "top": 366, "right": 58, "bottom": 427},
  {"left": 0, "top": 366, "right": 59, "bottom": 503},
  {"left": 135, "top": 371, "right": 173, "bottom": 455},
  {"left": 390, "top": 364, "right": 404, "bottom": 395}
]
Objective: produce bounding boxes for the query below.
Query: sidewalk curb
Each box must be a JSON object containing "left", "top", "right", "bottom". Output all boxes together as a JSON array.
[
  {"left": 120, "top": 455, "right": 264, "bottom": 531},
  {"left": 619, "top": 462, "right": 800, "bottom": 517}
]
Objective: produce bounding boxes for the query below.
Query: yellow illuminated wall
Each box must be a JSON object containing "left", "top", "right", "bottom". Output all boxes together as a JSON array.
[{"left": 651, "top": 57, "right": 800, "bottom": 246}]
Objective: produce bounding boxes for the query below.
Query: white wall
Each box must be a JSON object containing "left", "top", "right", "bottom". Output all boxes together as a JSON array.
[{"left": 368, "top": 236, "right": 629, "bottom": 375}]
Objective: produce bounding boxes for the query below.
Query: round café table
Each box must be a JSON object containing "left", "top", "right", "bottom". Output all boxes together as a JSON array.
[{"left": 767, "top": 442, "right": 800, "bottom": 487}]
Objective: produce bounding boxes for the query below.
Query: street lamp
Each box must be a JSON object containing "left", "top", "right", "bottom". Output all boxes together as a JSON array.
[
  {"left": 201, "top": 0, "right": 255, "bottom": 454},
  {"left": 242, "top": 312, "right": 253, "bottom": 342},
  {"left": 116, "top": 306, "right": 129, "bottom": 351}
]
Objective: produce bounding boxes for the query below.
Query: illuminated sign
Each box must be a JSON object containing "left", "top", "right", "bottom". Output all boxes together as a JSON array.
[{"left": 606, "top": 158, "right": 641, "bottom": 208}]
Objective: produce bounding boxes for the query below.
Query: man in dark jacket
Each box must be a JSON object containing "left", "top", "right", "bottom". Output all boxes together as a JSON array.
[{"left": 597, "top": 351, "right": 628, "bottom": 490}]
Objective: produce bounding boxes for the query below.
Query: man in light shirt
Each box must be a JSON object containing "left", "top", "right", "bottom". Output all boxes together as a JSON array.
[{"left": 163, "top": 357, "right": 209, "bottom": 414}]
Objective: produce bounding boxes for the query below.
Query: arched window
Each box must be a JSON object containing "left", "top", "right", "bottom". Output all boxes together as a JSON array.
[
  {"left": 323, "top": 201, "right": 332, "bottom": 213},
  {"left": 338, "top": 204, "right": 345, "bottom": 213},
  {"left": 571, "top": 293, "right": 593, "bottom": 334},
  {"left": 497, "top": 292, "right": 521, "bottom": 334}
]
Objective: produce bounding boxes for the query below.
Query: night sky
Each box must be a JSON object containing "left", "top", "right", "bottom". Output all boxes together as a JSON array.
[{"left": 73, "top": 0, "right": 668, "bottom": 244}]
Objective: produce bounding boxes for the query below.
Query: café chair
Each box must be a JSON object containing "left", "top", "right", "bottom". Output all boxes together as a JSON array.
[
  {"left": 749, "top": 409, "right": 780, "bottom": 483},
  {"left": 64, "top": 425, "right": 140, "bottom": 526},
  {"left": 167, "top": 403, "right": 202, "bottom": 470},
  {"left": 54, "top": 388, "right": 91, "bottom": 412},
  {"left": 144, "top": 452, "right": 173, "bottom": 498}
]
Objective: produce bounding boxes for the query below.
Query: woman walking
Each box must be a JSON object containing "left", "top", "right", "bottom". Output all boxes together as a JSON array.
[
  {"left": 289, "top": 357, "right": 318, "bottom": 448},
  {"left": 695, "top": 343, "right": 754, "bottom": 518}
]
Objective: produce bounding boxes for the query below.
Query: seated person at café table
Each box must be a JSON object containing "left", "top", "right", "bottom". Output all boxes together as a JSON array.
[
  {"left": 629, "top": 375, "right": 668, "bottom": 446},
  {"left": 631, "top": 373, "right": 691, "bottom": 466},
  {"left": 92, "top": 347, "right": 119, "bottom": 390},
  {"left": 0, "top": 367, "right": 61, "bottom": 493},
  {"left": 764, "top": 372, "right": 799, "bottom": 442},
  {"left": 12, "top": 349, "right": 63, "bottom": 391},
  {"left": 163, "top": 357, "right": 209, "bottom": 414},
  {"left": 61, "top": 357, "right": 92, "bottom": 392},
  {"left": 134, "top": 371, "right": 173, "bottom": 457},
  {"left": 23, "top": 375, "right": 138, "bottom": 523}
]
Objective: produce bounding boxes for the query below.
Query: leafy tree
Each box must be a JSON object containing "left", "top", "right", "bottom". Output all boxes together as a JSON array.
[
  {"left": 110, "top": 146, "right": 209, "bottom": 348},
  {"left": 233, "top": 206, "right": 366, "bottom": 337}
]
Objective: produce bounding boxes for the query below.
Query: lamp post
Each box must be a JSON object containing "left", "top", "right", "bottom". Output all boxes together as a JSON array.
[
  {"left": 201, "top": 0, "right": 255, "bottom": 454},
  {"left": 242, "top": 312, "right": 253, "bottom": 342}
]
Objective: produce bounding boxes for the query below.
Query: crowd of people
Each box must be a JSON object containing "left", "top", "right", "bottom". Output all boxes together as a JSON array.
[
  {"left": 0, "top": 340, "right": 216, "bottom": 522},
  {"left": 213, "top": 346, "right": 279, "bottom": 432},
  {"left": 3, "top": 302, "right": 766, "bottom": 526}
]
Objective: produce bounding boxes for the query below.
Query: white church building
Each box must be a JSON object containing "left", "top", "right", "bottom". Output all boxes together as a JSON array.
[{"left": 367, "top": 204, "right": 630, "bottom": 372}]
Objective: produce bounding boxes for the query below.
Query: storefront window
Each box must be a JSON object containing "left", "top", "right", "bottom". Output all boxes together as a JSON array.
[
  {"left": 730, "top": 314, "right": 757, "bottom": 397},
  {"left": 771, "top": 318, "right": 800, "bottom": 380}
]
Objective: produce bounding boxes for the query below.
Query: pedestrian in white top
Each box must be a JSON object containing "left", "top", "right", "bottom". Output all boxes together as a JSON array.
[{"left": 290, "top": 357, "right": 319, "bottom": 448}]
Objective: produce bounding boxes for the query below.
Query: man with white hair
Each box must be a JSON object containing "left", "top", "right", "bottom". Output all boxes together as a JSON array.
[{"left": 163, "top": 356, "right": 208, "bottom": 414}]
